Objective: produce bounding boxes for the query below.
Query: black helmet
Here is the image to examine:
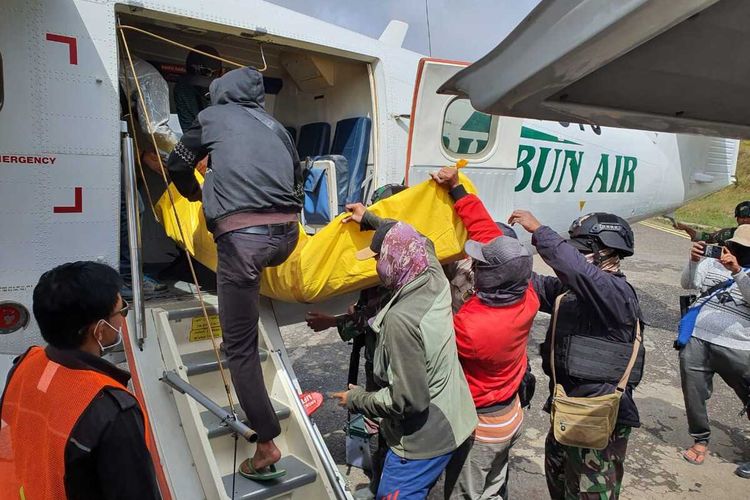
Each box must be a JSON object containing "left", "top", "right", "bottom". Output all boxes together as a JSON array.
[
  {"left": 369, "top": 184, "right": 407, "bottom": 205},
  {"left": 735, "top": 201, "right": 750, "bottom": 219},
  {"left": 186, "top": 45, "right": 222, "bottom": 76},
  {"left": 568, "top": 212, "right": 634, "bottom": 257}
]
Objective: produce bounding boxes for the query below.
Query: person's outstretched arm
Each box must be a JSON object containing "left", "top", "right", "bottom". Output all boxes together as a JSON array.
[
  {"left": 431, "top": 166, "right": 502, "bottom": 244},
  {"left": 346, "top": 315, "right": 430, "bottom": 420},
  {"left": 166, "top": 118, "right": 208, "bottom": 202},
  {"left": 509, "top": 210, "right": 630, "bottom": 324}
]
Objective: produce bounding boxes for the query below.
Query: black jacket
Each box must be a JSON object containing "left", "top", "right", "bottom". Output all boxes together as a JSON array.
[
  {"left": 0, "top": 347, "right": 161, "bottom": 500},
  {"left": 531, "top": 226, "right": 643, "bottom": 428},
  {"left": 167, "top": 67, "right": 302, "bottom": 233},
  {"left": 173, "top": 74, "right": 210, "bottom": 132}
]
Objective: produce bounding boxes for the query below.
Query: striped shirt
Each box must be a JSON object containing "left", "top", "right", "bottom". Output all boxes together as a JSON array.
[
  {"left": 474, "top": 395, "right": 524, "bottom": 444},
  {"left": 682, "top": 258, "right": 750, "bottom": 351}
]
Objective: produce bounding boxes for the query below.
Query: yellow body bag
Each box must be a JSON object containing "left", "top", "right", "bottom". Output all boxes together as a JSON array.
[{"left": 155, "top": 174, "right": 477, "bottom": 303}]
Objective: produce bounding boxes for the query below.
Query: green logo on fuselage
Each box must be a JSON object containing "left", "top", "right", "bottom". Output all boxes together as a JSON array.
[{"left": 516, "top": 127, "right": 637, "bottom": 194}]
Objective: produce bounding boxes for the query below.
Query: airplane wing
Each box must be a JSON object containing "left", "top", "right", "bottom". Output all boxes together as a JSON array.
[{"left": 438, "top": 0, "right": 750, "bottom": 138}]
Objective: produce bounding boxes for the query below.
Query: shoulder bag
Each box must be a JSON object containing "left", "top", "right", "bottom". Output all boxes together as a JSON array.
[{"left": 549, "top": 293, "right": 641, "bottom": 450}]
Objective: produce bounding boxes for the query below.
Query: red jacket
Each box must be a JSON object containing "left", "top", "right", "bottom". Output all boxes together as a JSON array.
[{"left": 452, "top": 188, "right": 540, "bottom": 408}]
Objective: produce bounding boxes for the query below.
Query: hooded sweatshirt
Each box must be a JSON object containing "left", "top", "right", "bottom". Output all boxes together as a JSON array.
[
  {"left": 449, "top": 185, "right": 540, "bottom": 408},
  {"left": 167, "top": 67, "right": 302, "bottom": 235}
]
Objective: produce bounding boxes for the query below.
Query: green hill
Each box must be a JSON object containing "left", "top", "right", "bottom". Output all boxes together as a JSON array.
[{"left": 674, "top": 140, "right": 750, "bottom": 229}]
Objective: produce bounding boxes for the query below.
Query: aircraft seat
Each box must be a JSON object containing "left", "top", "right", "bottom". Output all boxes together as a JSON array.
[
  {"left": 303, "top": 160, "right": 338, "bottom": 225},
  {"left": 285, "top": 126, "right": 297, "bottom": 144},
  {"left": 296, "top": 122, "right": 331, "bottom": 159},
  {"left": 331, "top": 117, "right": 372, "bottom": 211}
]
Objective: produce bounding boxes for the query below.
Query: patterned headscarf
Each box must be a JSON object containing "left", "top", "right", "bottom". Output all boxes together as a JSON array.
[
  {"left": 584, "top": 248, "right": 621, "bottom": 273},
  {"left": 375, "top": 222, "right": 429, "bottom": 290}
]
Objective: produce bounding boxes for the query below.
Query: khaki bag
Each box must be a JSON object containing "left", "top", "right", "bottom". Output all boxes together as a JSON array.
[{"left": 549, "top": 293, "right": 642, "bottom": 450}]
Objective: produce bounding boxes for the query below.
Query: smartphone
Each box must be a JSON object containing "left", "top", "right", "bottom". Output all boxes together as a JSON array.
[{"left": 703, "top": 244, "right": 723, "bottom": 259}]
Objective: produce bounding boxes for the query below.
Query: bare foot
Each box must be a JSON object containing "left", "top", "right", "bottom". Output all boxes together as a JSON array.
[
  {"left": 252, "top": 440, "right": 281, "bottom": 470},
  {"left": 682, "top": 442, "right": 708, "bottom": 465}
]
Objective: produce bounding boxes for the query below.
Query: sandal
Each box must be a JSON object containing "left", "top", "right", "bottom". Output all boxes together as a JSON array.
[
  {"left": 682, "top": 443, "right": 708, "bottom": 465},
  {"left": 238, "top": 458, "right": 287, "bottom": 481},
  {"left": 300, "top": 391, "right": 323, "bottom": 416}
]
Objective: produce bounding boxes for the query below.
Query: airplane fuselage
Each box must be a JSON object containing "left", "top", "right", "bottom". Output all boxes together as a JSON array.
[{"left": 0, "top": 0, "right": 738, "bottom": 349}]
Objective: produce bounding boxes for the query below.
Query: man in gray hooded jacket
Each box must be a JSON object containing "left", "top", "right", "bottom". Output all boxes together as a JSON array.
[{"left": 167, "top": 67, "right": 303, "bottom": 480}]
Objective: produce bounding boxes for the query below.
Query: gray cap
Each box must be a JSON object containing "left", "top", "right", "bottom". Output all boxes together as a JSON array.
[
  {"left": 465, "top": 236, "right": 528, "bottom": 264},
  {"left": 465, "top": 236, "right": 533, "bottom": 289},
  {"left": 495, "top": 222, "right": 517, "bottom": 239}
]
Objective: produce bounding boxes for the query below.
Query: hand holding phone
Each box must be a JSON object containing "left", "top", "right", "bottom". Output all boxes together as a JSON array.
[
  {"left": 719, "top": 245, "right": 742, "bottom": 274},
  {"left": 703, "top": 244, "right": 723, "bottom": 259}
]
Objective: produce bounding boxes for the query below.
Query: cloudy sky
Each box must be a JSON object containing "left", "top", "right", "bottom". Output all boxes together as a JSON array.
[{"left": 265, "top": 0, "right": 541, "bottom": 61}]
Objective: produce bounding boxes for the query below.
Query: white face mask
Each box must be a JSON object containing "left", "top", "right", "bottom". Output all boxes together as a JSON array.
[{"left": 95, "top": 319, "right": 123, "bottom": 355}]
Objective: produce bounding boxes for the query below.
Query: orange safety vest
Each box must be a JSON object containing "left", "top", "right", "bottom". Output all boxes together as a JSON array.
[{"left": 0, "top": 346, "right": 152, "bottom": 499}]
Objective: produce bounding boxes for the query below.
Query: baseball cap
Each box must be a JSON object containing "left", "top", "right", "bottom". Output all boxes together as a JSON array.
[
  {"left": 464, "top": 235, "right": 531, "bottom": 265},
  {"left": 496, "top": 222, "right": 517, "bottom": 239},
  {"left": 355, "top": 221, "right": 397, "bottom": 260},
  {"left": 465, "top": 236, "right": 533, "bottom": 288}
]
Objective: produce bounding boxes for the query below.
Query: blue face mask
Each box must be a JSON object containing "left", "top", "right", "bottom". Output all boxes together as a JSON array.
[{"left": 95, "top": 319, "right": 123, "bottom": 355}]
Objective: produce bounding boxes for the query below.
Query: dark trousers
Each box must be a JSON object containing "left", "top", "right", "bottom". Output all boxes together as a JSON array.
[
  {"left": 679, "top": 337, "right": 750, "bottom": 443},
  {"left": 216, "top": 225, "right": 298, "bottom": 442}
]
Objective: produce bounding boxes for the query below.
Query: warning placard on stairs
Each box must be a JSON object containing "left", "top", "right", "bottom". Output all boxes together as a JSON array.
[{"left": 189, "top": 315, "right": 223, "bottom": 342}]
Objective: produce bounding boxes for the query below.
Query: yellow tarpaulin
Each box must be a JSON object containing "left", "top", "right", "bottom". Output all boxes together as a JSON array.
[{"left": 155, "top": 174, "right": 477, "bottom": 303}]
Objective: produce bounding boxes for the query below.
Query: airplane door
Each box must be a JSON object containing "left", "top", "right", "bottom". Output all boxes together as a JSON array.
[{"left": 405, "top": 58, "right": 522, "bottom": 221}]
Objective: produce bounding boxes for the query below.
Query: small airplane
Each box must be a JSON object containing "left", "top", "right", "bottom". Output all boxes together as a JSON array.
[{"left": 0, "top": 0, "right": 741, "bottom": 498}]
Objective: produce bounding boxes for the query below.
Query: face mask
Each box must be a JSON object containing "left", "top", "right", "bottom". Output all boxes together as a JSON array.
[{"left": 95, "top": 319, "right": 123, "bottom": 355}]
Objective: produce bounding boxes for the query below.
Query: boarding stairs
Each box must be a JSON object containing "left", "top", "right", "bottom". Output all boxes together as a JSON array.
[{"left": 125, "top": 292, "right": 350, "bottom": 500}]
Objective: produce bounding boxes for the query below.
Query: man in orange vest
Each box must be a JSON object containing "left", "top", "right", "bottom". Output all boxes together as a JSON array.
[{"left": 0, "top": 261, "right": 161, "bottom": 499}]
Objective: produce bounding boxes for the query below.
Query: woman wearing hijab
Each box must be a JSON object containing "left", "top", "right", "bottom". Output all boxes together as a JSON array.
[{"left": 332, "top": 203, "right": 476, "bottom": 500}]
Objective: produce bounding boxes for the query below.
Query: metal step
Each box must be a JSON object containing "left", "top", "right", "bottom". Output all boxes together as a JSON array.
[
  {"left": 222, "top": 455, "right": 317, "bottom": 500},
  {"left": 166, "top": 304, "right": 219, "bottom": 321},
  {"left": 201, "top": 402, "right": 291, "bottom": 439},
  {"left": 183, "top": 348, "right": 268, "bottom": 376}
]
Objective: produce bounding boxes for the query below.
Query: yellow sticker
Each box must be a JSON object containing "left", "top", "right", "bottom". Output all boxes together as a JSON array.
[{"left": 189, "top": 315, "right": 223, "bottom": 342}]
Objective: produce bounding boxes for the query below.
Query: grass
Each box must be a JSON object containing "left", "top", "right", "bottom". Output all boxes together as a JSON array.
[{"left": 674, "top": 140, "right": 750, "bottom": 229}]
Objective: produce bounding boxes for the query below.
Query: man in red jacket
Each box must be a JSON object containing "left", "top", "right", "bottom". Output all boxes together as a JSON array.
[{"left": 434, "top": 167, "right": 540, "bottom": 500}]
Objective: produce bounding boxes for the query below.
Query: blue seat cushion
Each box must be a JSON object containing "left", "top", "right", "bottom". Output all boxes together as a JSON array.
[
  {"left": 303, "top": 167, "right": 331, "bottom": 225},
  {"left": 331, "top": 117, "right": 371, "bottom": 208},
  {"left": 297, "top": 122, "right": 331, "bottom": 159}
]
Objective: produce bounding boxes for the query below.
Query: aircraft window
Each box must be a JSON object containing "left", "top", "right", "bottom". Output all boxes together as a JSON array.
[
  {"left": 442, "top": 99, "right": 492, "bottom": 156},
  {"left": 0, "top": 51, "right": 4, "bottom": 113}
]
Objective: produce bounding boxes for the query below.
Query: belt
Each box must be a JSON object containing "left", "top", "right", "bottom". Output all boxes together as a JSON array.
[
  {"left": 476, "top": 393, "right": 519, "bottom": 414},
  {"left": 233, "top": 221, "right": 297, "bottom": 236}
]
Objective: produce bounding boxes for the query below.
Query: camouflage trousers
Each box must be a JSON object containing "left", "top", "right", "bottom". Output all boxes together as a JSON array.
[{"left": 544, "top": 425, "right": 632, "bottom": 500}]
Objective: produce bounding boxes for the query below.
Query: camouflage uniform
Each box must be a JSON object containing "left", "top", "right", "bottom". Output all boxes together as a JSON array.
[
  {"left": 337, "top": 286, "right": 391, "bottom": 497},
  {"left": 695, "top": 227, "right": 736, "bottom": 246},
  {"left": 336, "top": 285, "right": 391, "bottom": 392},
  {"left": 544, "top": 425, "right": 631, "bottom": 500}
]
